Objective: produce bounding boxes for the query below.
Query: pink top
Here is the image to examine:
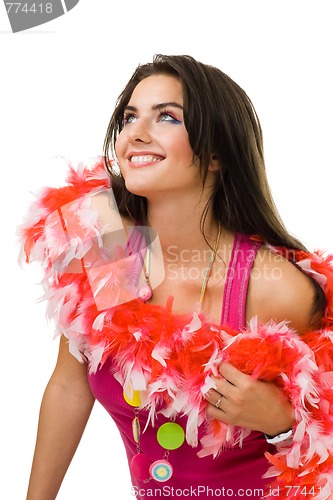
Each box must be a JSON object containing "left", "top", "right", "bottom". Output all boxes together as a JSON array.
[{"left": 88, "top": 233, "right": 275, "bottom": 499}]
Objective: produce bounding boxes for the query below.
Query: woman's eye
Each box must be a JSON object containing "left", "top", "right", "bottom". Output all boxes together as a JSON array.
[
  {"left": 123, "top": 114, "right": 137, "bottom": 125},
  {"left": 159, "top": 113, "right": 181, "bottom": 124},
  {"left": 122, "top": 112, "right": 181, "bottom": 126}
]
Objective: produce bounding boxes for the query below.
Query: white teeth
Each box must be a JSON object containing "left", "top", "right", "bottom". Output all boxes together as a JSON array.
[{"left": 130, "top": 155, "right": 162, "bottom": 163}]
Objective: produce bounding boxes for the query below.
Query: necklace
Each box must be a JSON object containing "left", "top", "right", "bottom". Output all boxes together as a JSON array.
[
  {"left": 137, "top": 224, "right": 222, "bottom": 305},
  {"left": 198, "top": 224, "right": 222, "bottom": 310},
  {"left": 137, "top": 241, "right": 153, "bottom": 302},
  {"left": 128, "top": 225, "right": 222, "bottom": 483}
]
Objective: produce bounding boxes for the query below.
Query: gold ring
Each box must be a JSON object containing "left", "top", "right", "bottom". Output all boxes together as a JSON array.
[{"left": 215, "top": 397, "right": 222, "bottom": 409}]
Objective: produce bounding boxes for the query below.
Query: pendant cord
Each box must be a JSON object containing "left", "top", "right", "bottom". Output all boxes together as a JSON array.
[
  {"left": 199, "top": 225, "right": 222, "bottom": 307},
  {"left": 143, "top": 245, "right": 151, "bottom": 285}
]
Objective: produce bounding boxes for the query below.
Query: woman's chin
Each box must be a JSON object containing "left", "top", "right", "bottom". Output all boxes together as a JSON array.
[{"left": 124, "top": 180, "right": 149, "bottom": 197}]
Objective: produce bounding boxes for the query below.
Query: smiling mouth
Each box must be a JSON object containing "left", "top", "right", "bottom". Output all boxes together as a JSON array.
[{"left": 130, "top": 155, "right": 164, "bottom": 164}]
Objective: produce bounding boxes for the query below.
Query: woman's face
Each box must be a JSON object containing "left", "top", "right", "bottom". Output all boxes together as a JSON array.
[{"left": 115, "top": 74, "right": 205, "bottom": 200}]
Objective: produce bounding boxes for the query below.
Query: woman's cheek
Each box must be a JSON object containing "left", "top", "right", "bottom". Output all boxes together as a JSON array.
[{"left": 114, "top": 130, "right": 127, "bottom": 157}]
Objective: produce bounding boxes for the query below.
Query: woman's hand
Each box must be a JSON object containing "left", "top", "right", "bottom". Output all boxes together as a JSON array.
[{"left": 205, "top": 362, "right": 294, "bottom": 437}]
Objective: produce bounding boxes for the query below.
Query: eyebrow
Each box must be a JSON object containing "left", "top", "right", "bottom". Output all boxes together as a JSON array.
[{"left": 124, "top": 102, "right": 184, "bottom": 112}]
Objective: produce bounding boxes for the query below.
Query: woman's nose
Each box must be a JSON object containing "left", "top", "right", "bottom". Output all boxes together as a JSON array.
[{"left": 127, "top": 119, "right": 152, "bottom": 144}]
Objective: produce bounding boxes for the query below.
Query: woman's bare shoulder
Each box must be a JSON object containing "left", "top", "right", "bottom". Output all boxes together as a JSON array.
[
  {"left": 89, "top": 190, "right": 134, "bottom": 233},
  {"left": 247, "top": 246, "right": 321, "bottom": 334}
]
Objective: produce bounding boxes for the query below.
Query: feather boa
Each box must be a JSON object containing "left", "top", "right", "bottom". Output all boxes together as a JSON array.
[{"left": 19, "top": 159, "right": 333, "bottom": 499}]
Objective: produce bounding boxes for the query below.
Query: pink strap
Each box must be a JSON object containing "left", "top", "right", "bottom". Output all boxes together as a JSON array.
[
  {"left": 221, "top": 233, "right": 261, "bottom": 330},
  {"left": 126, "top": 226, "right": 147, "bottom": 288}
]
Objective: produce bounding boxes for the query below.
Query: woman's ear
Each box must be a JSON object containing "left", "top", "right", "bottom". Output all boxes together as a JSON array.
[{"left": 208, "top": 154, "right": 221, "bottom": 173}]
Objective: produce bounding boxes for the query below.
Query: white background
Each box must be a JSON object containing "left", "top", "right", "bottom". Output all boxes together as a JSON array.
[{"left": 1, "top": 1, "right": 332, "bottom": 499}]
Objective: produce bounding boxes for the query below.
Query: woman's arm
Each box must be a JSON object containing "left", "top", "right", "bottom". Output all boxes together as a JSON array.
[
  {"left": 205, "top": 248, "right": 322, "bottom": 436},
  {"left": 26, "top": 336, "right": 95, "bottom": 500}
]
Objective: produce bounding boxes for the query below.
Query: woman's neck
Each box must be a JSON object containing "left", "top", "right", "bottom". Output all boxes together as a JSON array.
[{"left": 146, "top": 195, "right": 219, "bottom": 255}]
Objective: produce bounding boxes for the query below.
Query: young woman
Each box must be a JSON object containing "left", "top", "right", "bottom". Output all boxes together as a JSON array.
[{"left": 22, "top": 55, "right": 333, "bottom": 499}]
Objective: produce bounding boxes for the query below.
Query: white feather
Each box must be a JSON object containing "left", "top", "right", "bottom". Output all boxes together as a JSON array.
[
  {"left": 133, "top": 330, "right": 142, "bottom": 341},
  {"left": 151, "top": 344, "right": 171, "bottom": 367},
  {"left": 202, "top": 347, "right": 223, "bottom": 375},
  {"left": 92, "top": 312, "right": 107, "bottom": 331},
  {"left": 186, "top": 407, "right": 200, "bottom": 447},
  {"left": 130, "top": 367, "right": 148, "bottom": 392},
  {"left": 89, "top": 345, "right": 105, "bottom": 373},
  {"left": 68, "top": 338, "right": 85, "bottom": 363},
  {"left": 201, "top": 375, "right": 217, "bottom": 395},
  {"left": 183, "top": 312, "right": 201, "bottom": 335}
]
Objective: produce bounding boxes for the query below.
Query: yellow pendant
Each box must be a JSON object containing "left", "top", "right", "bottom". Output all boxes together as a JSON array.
[{"left": 123, "top": 389, "right": 142, "bottom": 407}]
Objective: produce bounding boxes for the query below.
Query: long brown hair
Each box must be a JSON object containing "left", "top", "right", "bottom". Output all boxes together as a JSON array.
[{"left": 103, "top": 54, "right": 304, "bottom": 251}]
